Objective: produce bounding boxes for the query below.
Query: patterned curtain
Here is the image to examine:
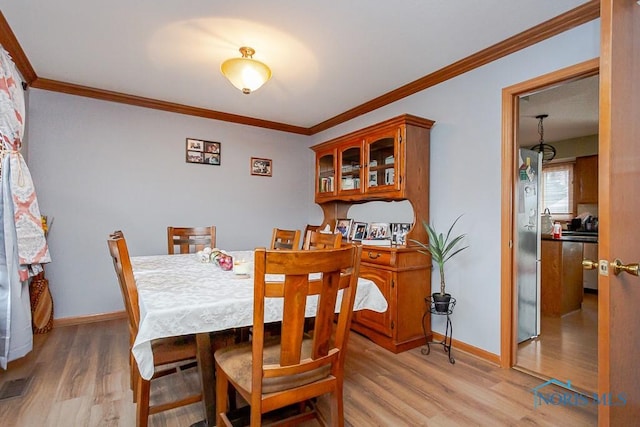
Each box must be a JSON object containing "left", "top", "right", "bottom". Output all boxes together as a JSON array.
[{"left": 0, "top": 46, "right": 50, "bottom": 369}]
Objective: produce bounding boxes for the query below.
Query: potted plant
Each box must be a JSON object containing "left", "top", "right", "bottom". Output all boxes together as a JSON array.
[{"left": 411, "top": 215, "right": 468, "bottom": 312}]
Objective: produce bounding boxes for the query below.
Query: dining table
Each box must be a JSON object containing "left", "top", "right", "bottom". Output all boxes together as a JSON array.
[{"left": 130, "top": 250, "right": 388, "bottom": 426}]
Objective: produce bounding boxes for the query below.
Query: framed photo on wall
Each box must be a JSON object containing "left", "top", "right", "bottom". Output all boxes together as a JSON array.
[
  {"left": 251, "top": 157, "right": 272, "bottom": 176},
  {"left": 186, "top": 138, "right": 221, "bottom": 165}
]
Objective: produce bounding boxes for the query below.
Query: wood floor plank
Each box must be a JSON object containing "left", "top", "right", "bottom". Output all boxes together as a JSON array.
[
  {"left": 516, "top": 293, "right": 598, "bottom": 394},
  {"left": 0, "top": 318, "right": 597, "bottom": 426}
]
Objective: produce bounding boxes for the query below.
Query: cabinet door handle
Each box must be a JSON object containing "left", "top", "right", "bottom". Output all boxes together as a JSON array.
[{"left": 368, "top": 251, "right": 381, "bottom": 259}]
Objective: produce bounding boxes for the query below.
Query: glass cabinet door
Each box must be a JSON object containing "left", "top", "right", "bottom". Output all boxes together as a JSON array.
[
  {"left": 317, "top": 151, "right": 336, "bottom": 197},
  {"left": 339, "top": 144, "right": 363, "bottom": 193},
  {"left": 366, "top": 127, "right": 400, "bottom": 192}
]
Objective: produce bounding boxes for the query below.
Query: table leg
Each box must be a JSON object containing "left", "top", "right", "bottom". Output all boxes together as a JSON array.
[{"left": 196, "top": 333, "right": 216, "bottom": 426}]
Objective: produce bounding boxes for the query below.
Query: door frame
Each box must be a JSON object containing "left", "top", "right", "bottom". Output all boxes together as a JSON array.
[{"left": 499, "top": 58, "right": 600, "bottom": 368}]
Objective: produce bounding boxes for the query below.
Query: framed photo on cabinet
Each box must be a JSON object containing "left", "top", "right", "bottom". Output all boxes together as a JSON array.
[
  {"left": 334, "top": 218, "right": 353, "bottom": 239},
  {"left": 391, "top": 222, "right": 411, "bottom": 245},
  {"left": 367, "top": 222, "right": 390, "bottom": 239},
  {"left": 350, "top": 222, "right": 368, "bottom": 241}
]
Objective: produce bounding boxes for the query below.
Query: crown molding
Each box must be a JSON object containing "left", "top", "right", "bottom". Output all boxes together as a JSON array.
[
  {"left": 30, "top": 77, "right": 311, "bottom": 135},
  {"left": 0, "top": 11, "right": 36, "bottom": 83}
]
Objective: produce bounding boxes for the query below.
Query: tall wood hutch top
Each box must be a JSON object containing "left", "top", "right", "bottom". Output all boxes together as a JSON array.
[{"left": 311, "top": 114, "right": 435, "bottom": 353}]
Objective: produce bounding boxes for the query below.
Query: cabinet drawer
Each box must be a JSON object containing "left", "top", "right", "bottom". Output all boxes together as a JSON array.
[{"left": 361, "top": 248, "right": 394, "bottom": 266}]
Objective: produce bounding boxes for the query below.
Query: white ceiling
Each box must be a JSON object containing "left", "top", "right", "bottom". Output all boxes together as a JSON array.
[
  {"left": 518, "top": 75, "right": 599, "bottom": 147},
  {"left": 1, "top": 0, "right": 592, "bottom": 130}
]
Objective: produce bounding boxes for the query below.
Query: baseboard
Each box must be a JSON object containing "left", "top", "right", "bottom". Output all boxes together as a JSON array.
[
  {"left": 431, "top": 331, "right": 501, "bottom": 366},
  {"left": 53, "top": 310, "right": 127, "bottom": 328}
]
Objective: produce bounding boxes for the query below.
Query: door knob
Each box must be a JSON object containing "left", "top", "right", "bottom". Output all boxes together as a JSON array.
[
  {"left": 611, "top": 259, "right": 639, "bottom": 276},
  {"left": 582, "top": 259, "right": 598, "bottom": 270}
]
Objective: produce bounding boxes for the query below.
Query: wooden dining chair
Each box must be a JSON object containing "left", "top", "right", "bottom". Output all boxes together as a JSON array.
[
  {"left": 108, "top": 231, "right": 139, "bottom": 392},
  {"left": 107, "top": 233, "right": 203, "bottom": 427},
  {"left": 269, "top": 228, "right": 301, "bottom": 250},
  {"left": 167, "top": 226, "right": 216, "bottom": 254},
  {"left": 302, "top": 224, "right": 321, "bottom": 247},
  {"left": 214, "top": 244, "right": 363, "bottom": 426},
  {"left": 303, "top": 230, "right": 342, "bottom": 250}
]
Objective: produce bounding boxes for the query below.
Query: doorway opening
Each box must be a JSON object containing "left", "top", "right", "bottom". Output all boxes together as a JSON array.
[{"left": 499, "top": 59, "right": 599, "bottom": 393}]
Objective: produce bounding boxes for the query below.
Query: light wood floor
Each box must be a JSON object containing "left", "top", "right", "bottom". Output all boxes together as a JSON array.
[
  {"left": 0, "top": 318, "right": 597, "bottom": 426},
  {"left": 516, "top": 292, "right": 598, "bottom": 394}
]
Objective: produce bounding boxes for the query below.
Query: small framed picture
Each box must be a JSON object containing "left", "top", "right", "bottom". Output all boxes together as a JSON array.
[
  {"left": 385, "top": 168, "right": 395, "bottom": 185},
  {"left": 350, "top": 222, "right": 368, "bottom": 241},
  {"left": 251, "top": 157, "right": 272, "bottom": 176},
  {"left": 186, "top": 138, "right": 221, "bottom": 165},
  {"left": 369, "top": 171, "right": 378, "bottom": 187},
  {"left": 391, "top": 223, "right": 411, "bottom": 245},
  {"left": 367, "top": 222, "right": 390, "bottom": 239},
  {"left": 335, "top": 218, "right": 353, "bottom": 239}
]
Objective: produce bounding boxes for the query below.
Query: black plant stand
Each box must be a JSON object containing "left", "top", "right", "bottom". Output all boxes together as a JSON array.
[{"left": 422, "top": 296, "right": 456, "bottom": 364}]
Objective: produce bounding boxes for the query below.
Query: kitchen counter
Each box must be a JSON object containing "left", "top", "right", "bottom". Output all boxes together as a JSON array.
[
  {"left": 542, "top": 233, "right": 597, "bottom": 243},
  {"left": 541, "top": 239, "right": 584, "bottom": 317}
]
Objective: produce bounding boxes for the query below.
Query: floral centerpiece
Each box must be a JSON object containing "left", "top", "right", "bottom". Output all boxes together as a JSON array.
[{"left": 196, "top": 247, "right": 233, "bottom": 271}]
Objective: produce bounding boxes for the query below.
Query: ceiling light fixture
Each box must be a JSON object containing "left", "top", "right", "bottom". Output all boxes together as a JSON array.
[
  {"left": 530, "top": 114, "right": 556, "bottom": 163},
  {"left": 220, "top": 47, "right": 272, "bottom": 95}
]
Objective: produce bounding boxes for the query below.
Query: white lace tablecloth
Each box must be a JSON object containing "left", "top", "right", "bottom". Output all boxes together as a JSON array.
[{"left": 130, "top": 251, "right": 388, "bottom": 380}]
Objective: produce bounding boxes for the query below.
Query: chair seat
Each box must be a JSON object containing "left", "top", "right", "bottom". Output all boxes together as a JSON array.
[{"left": 216, "top": 338, "right": 331, "bottom": 394}]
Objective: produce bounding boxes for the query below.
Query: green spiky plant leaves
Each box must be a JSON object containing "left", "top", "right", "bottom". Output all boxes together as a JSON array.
[{"left": 411, "top": 215, "right": 469, "bottom": 296}]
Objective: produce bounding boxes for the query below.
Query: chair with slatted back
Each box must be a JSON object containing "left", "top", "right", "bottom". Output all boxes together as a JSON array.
[
  {"left": 108, "top": 233, "right": 203, "bottom": 427},
  {"left": 167, "top": 226, "right": 216, "bottom": 254},
  {"left": 109, "top": 230, "right": 139, "bottom": 394},
  {"left": 302, "top": 224, "right": 321, "bottom": 247},
  {"left": 303, "top": 230, "right": 342, "bottom": 250},
  {"left": 214, "top": 244, "right": 362, "bottom": 427},
  {"left": 269, "top": 228, "right": 301, "bottom": 250}
]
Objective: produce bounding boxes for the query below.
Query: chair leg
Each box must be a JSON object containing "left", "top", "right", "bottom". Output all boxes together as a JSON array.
[
  {"left": 216, "top": 368, "right": 230, "bottom": 427},
  {"left": 250, "top": 404, "right": 262, "bottom": 427},
  {"left": 131, "top": 356, "right": 141, "bottom": 403},
  {"left": 329, "top": 387, "right": 345, "bottom": 427},
  {"left": 135, "top": 375, "right": 151, "bottom": 427}
]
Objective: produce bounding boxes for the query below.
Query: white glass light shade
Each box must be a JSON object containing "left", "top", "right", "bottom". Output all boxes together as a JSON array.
[{"left": 221, "top": 47, "right": 272, "bottom": 94}]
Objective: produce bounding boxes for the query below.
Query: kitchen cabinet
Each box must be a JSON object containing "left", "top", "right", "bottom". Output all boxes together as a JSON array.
[
  {"left": 541, "top": 239, "right": 584, "bottom": 316},
  {"left": 311, "top": 114, "right": 434, "bottom": 353},
  {"left": 574, "top": 155, "right": 598, "bottom": 205}
]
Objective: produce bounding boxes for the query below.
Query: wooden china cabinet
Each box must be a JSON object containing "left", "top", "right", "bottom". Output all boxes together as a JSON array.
[{"left": 311, "top": 114, "right": 434, "bottom": 353}]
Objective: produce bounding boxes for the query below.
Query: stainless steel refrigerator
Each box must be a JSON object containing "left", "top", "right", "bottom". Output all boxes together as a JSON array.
[{"left": 516, "top": 148, "right": 542, "bottom": 343}]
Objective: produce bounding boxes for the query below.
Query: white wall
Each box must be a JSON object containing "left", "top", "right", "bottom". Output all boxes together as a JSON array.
[
  {"left": 309, "top": 21, "right": 600, "bottom": 355},
  {"left": 26, "top": 19, "right": 600, "bottom": 357},
  {"left": 26, "top": 93, "right": 313, "bottom": 318},
  {"left": 552, "top": 134, "right": 598, "bottom": 159}
]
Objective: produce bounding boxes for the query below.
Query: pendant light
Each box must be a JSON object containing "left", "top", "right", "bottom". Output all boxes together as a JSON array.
[
  {"left": 530, "top": 114, "right": 556, "bottom": 162},
  {"left": 220, "top": 47, "right": 272, "bottom": 94}
]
